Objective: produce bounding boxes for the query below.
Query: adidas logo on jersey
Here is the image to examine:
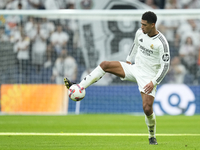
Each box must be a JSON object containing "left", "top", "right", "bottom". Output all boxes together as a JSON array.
[{"left": 139, "top": 38, "right": 143, "bottom": 42}]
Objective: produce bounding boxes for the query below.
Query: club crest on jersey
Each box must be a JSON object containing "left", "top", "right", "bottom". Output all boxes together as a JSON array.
[
  {"left": 162, "top": 54, "right": 170, "bottom": 62},
  {"left": 150, "top": 44, "right": 154, "bottom": 49}
]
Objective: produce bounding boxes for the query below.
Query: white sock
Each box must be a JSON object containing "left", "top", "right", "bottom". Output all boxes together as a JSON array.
[
  {"left": 79, "top": 65, "right": 105, "bottom": 88},
  {"left": 145, "top": 112, "right": 156, "bottom": 138}
]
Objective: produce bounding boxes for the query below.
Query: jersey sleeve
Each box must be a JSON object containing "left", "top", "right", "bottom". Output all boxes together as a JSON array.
[
  {"left": 126, "top": 29, "right": 142, "bottom": 62},
  {"left": 151, "top": 37, "right": 170, "bottom": 86}
]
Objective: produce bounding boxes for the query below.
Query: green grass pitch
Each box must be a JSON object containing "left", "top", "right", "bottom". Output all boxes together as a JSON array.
[{"left": 0, "top": 114, "right": 199, "bottom": 150}]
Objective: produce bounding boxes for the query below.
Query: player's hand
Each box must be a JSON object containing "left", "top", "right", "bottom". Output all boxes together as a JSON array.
[
  {"left": 126, "top": 61, "right": 132, "bottom": 64},
  {"left": 143, "top": 81, "right": 154, "bottom": 94}
]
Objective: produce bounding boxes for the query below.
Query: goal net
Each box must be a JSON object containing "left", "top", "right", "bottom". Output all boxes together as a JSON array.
[{"left": 0, "top": 7, "right": 200, "bottom": 115}]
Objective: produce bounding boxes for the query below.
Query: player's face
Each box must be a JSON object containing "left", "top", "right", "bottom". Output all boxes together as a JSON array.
[{"left": 141, "top": 20, "right": 154, "bottom": 34}]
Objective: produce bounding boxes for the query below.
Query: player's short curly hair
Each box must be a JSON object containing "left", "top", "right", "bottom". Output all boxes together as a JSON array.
[{"left": 142, "top": 11, "right": 157, "bottom": 24}]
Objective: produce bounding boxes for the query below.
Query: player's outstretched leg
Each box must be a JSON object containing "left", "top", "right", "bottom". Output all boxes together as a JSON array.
[
  {"left": 64, "top": 78, "right": 73, "bottom": 89},
  {"left": 79, "top": 65, "right": 105, "bottom": 89},
  {"left": 64, "top": 65, "right": 105, "bottom": 90},
  {"left": 149, "top": 137, "right": 158, "bottom": 145}
]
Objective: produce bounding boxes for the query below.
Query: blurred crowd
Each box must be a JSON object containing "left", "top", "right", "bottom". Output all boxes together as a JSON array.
[
  {"left": 0, "top": 0, "right": 76, "bottom": 10},
  {"left": 140, "top": 0, "right": 200, "bottom": 9},
  {"left": 0, "top": 0, "right": 200, "bottom": 85},
  {"left": 0, "top": 0, "right": 81, "bottom": 84}
]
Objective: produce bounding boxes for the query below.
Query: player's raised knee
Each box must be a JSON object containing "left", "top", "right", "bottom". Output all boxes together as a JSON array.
[{"left": 100, "top": 61, "right": 110, "bottom": 71}]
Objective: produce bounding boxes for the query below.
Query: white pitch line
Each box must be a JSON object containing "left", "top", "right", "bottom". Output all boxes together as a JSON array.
[{"left": 0, "top": 133, "right": 200, "bottom": 136}]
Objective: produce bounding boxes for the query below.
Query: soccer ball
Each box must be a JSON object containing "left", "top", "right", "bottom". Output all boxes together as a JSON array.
[{"left": 68, "top": 84, "right": 86, "bottom": 101}]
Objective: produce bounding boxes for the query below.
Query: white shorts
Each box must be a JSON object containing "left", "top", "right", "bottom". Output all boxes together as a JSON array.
[{"left": 119, "top": 62, "right": 157, "bottom": 97}]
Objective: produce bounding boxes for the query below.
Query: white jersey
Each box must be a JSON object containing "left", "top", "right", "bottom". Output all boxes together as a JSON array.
[{"left": 126, "top": 28, "right": 170, "bottom": 85}]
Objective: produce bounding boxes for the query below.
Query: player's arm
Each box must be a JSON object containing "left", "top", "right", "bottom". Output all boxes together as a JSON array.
[
  {"left": 126, "top": 29, "right": 141, "bottom": 64},
  {"left": 151, "top": 42, "right": 170, "bottom": 86},
  {"left": 144, "top": 44, "right": 170, "bottom": 94}
]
